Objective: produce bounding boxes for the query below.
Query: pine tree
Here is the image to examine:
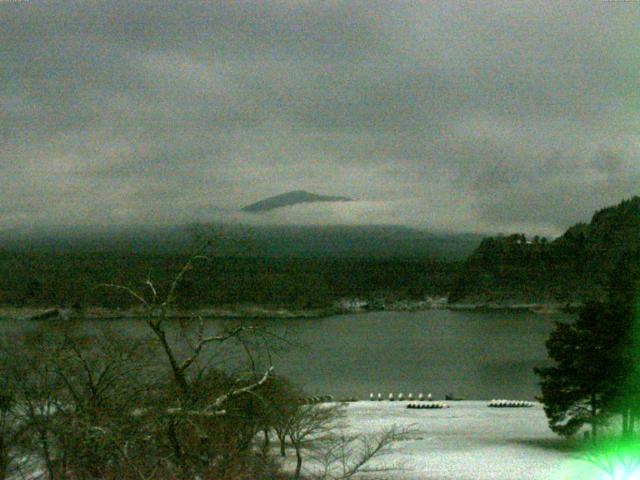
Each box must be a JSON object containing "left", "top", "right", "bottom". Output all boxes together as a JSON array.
[
  {"left": 536, "top": 248, "right": 640, "bottom": 439},
  {"left": 535, "top": 301, "right": 620, "bottom": 438},
  {"left": 605, "top": 249, "right": 640, "bottom": 437}
]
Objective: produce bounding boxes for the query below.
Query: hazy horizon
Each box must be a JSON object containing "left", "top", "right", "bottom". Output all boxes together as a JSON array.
[{"left": 2, "top": 1, "right": 639, "bottom": 236}]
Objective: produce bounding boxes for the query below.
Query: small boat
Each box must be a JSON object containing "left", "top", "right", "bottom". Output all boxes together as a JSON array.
[{"left": 445, "top": 393, "right": 464, "bottom": 401}]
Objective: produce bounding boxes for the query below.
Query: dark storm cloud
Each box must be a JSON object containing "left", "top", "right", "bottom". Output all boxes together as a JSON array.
[{"left": 1, "top": 1, "right": 639, "bottom": 234}]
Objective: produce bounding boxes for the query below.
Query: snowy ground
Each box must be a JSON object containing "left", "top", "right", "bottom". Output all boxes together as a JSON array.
[{"left": 330, "top": 401, "right": 604, "bottom": 480}]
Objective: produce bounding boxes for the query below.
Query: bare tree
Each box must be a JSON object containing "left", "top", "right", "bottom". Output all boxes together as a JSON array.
[
  {"left": 256, "top": 376, "right": 301, "bottom": 458},
  {"left": 101, "top": 242, "right": 278, "bottom": 478},
  {"left": 0, "top": 372, "right": 25, "bottom": 480},
  {"left": 101, "top": 242, "right": 274, "bottom": 410},
  {"left": 0, "top": 240, "right": 415, "bottom": 480},
  {"left": 286, "top": 403, "right": 346, "bottom": 479},
  {"left": 52, "top": 327, "right": 154, "bottom": 479},
  {"left": 279, "top": 398, "right": 416, "bottom": 480},
  {"left": 310, "top": 425, "right": 416, "bottom": 480},
  {"left": 0, "top": 324, "right": 156, "bottom": 480},
  {"left": 5, "top": 333, "right": 66, "bottom": 480}
]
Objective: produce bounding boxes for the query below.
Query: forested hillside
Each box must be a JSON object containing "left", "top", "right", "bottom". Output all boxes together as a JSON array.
[
  {"left": 450, "top": 196, "right": 640, "bottom": 304},
  {"left": 0, "top": 253, "right": 458, "bottom": 310}
]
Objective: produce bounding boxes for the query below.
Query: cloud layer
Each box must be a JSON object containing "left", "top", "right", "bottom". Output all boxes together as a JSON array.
[{"left": 1, "top": 1, "right": 639, "bottom": 235}]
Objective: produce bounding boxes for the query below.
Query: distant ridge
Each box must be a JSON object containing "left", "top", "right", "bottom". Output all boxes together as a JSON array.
[
  {"left": 0, "top": 223, "right": 483, "bottom": 260},
  {"left": 242, "top": 190, "right": 352, "bottom": 212}
]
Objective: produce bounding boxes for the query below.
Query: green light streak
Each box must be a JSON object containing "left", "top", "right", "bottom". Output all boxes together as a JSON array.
[{"left": 580, "top": 439, "right": 640, "bottom": 480}]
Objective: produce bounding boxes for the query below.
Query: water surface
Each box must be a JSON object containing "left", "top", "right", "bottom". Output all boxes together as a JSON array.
[{"left": 0, "top": 309, "right": 568, "bottom": 400}]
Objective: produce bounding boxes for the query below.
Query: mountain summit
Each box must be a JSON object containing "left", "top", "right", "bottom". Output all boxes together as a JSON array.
[{"left": 241, "top": 190, "right": 352, "bottom": 213}]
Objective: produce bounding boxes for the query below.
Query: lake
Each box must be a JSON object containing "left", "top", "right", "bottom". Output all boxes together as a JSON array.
[
  {"left": 0, "top": 309, "right": 569, "bottom": 401},
  {"left": 254, "top": 310, "right": 567, "bottom": 401}
]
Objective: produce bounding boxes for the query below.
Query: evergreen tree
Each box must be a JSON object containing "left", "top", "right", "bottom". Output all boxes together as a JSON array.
[
  {"left": 605, "top": 249, "right": 640, "bottom": 436},
  {"left": 535, "top": 301, "right": 620, "bottom": 438},
  {"left": 536, "top": 248, "right": 640, "bottom": 438}
]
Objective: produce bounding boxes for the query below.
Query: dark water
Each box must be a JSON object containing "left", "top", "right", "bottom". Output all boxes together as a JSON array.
[
  {"left": 255, "top": 310, "right": 566, "bottom": 401},
  {"left": 0, "top": 310, "right": 569, "bottom": 401}
]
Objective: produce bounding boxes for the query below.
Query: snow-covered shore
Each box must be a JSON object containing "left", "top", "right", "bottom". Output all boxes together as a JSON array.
[
  {"left": 0, "top": 300, "right": 572, "bottom": 322},
  {"left": 334, "top": 401, "right": 599, "bottom": 480}
]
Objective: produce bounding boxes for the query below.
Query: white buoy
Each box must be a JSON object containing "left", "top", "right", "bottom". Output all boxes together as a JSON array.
[
  {"left": 418, "top": 393, "right": 424, "bottom": 401},
  {"left": 398, "top": 393, "right": 404, "bottom": 401},
  {"left": 408, "top": 393, "right": 413, "bottom": 400},
  {"left": 389, "top": 393, "right": 395, "bottom": 401},
  {"left": 427, "top": 393, "right": 432, "bottom": 401},
  {"left": 370, "top": 393, "right": 375, "bottom": 401},
  {"left": 377, "top": 393, "right": 382, "bottom": 401}
]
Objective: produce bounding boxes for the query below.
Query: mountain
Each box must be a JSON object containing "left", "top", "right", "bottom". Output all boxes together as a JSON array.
[
  {"left": 242, "top": 190, "right": 352, "bottom": 212},
  {"left": 198, "top": 224, "right": 483, "bottom": 260},
  {"left": 449, "top": 196, "right": 640, "bottom": 304},
  {"left": 0, "top": 223, "right": 483, "bottom": 261},
  {"left": 5, "top": 197, "right": 640, "bottom": 308}
]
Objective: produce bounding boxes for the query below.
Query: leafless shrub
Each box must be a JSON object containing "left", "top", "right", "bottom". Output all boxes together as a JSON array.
[
  {"left": 309, "top": 424, "right": 416, "bottom": 480},
  {"left": 0, "top": 369, "right": 26, "bottom": 480},
  {"left": 285, "top": 403, "right": 346, "bottom": 479}
]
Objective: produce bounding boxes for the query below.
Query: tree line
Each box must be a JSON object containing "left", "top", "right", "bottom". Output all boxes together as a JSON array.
[
  {"left": 451, "top": 196, "right": 640, "bottom": 304},
  {"left": 0, "top": 251, "right": 457, "bottom": 310}
]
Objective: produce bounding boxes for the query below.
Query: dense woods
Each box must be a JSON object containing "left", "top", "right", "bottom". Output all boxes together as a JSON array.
[
  {"left": 0, "top": 253, "right": 458, "bottom": 311},
  {"left": 450, "top": 196, "right": 640, "bottom": 304}
]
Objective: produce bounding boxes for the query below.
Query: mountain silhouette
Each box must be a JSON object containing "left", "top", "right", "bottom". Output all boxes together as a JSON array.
[{"left": 242, "top": 190, "right": 352, "bottom": 212}]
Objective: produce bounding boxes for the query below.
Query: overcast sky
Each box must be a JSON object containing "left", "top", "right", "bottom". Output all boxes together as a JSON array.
[{"left": 1, "top": 1, "right": 639, "bottom": 235}]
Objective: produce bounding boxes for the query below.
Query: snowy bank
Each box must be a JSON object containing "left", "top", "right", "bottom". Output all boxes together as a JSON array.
[{"left": 330, "top": 401, "right": 603, "bottom": 480}]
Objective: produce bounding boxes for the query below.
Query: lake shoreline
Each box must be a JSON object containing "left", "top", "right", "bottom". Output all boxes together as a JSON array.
[{"left": 0, "top": 300, "right": 578, "bottom": 321}]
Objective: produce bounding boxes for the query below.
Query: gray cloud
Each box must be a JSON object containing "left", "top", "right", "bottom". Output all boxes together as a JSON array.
[{"left": 1, "top": 0, "right": 639, "bottom": 235}]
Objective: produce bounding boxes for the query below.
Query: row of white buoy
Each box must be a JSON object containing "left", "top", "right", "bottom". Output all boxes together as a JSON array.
[
  {"left": 488, "top": 399, "right": 534, "bottom": 408},
  {"left": 369, "top": 393, "right": 433, "bottom": 401},
  {"left": 407, "top": 402, "right": 449, "bottom": 409}
]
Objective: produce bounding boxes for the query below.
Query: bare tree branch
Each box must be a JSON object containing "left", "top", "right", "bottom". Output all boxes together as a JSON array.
[
  {"left": 145, "top": 275, "right": 158, "bottom": 305},
  {"left": 205, "top": 366, "right": 274, "bottom": 415},
  {"left": 163, "top": 242, "right": 210, "bottom": 309},
  {"left": 97, "top": 283, "right": 149, "bottom": 307},
  {"left": 177, "top": 326, "right": 247, "bottom": 373}
]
